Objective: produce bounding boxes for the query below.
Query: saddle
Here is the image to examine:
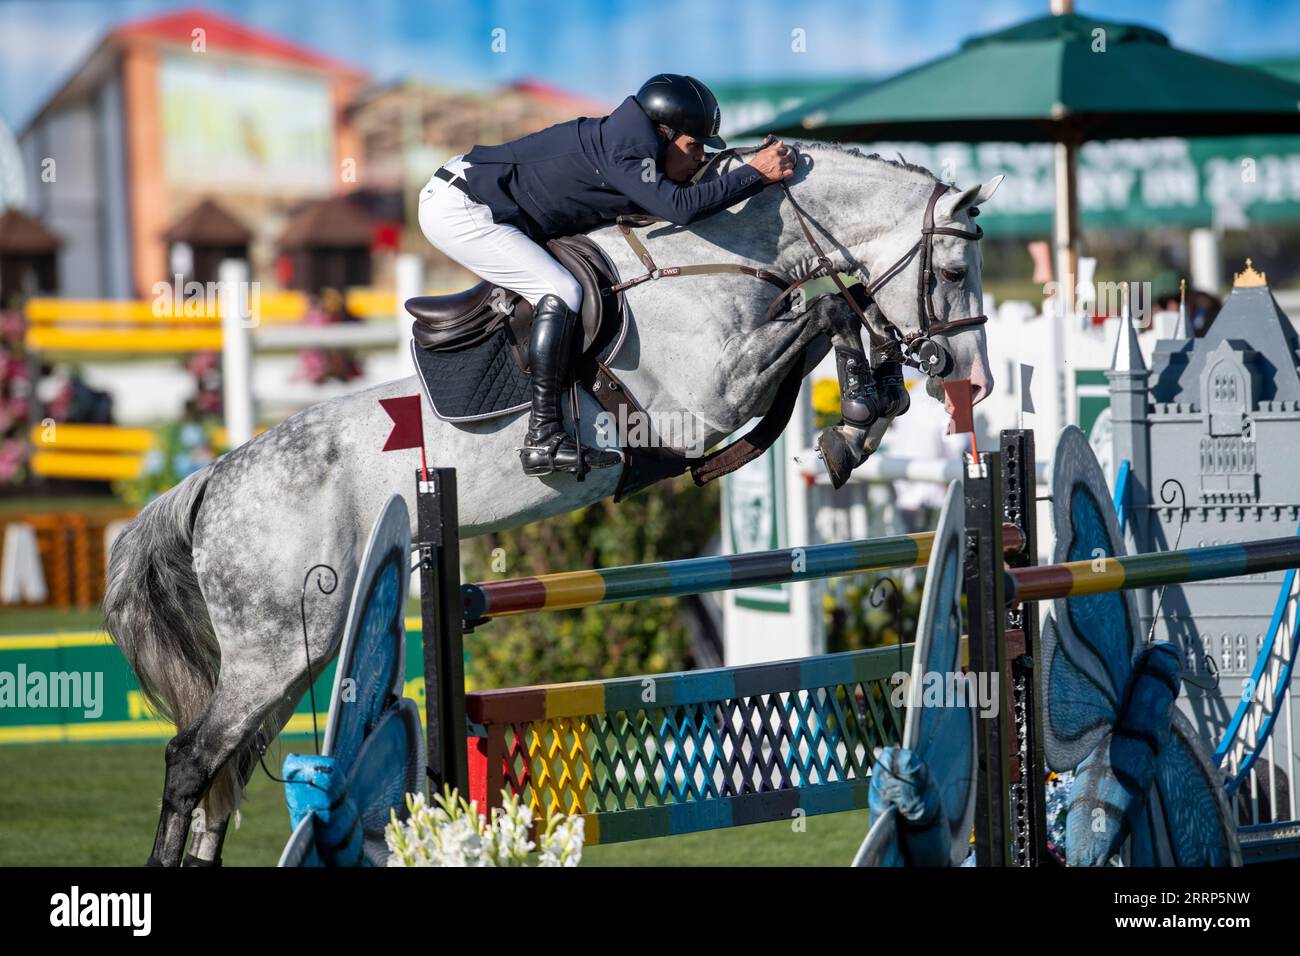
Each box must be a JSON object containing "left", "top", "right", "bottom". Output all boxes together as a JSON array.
[{"left": 407, "top": 234, "right": 623, "bottom": 371}]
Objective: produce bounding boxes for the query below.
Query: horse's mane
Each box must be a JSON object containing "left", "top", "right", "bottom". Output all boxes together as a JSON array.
[
  {"left": 791, "top": 141, "right": 939, "bottom": 182},
  {"left": 706, "top": 139, "right": 939, "bottom": 186}
]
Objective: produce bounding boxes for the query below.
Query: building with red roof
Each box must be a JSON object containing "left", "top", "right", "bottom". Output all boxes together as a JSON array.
[{"left": 20, "top": 6, "right": 368, "bottom": 297}]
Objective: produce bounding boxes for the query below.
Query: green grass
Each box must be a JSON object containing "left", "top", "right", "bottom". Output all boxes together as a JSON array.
[
  {"left": 0, "top": 608, "right": 107, "bottom": 635},
  {"left": 0, "top": 743, "right": 870, "bottom": 866}
]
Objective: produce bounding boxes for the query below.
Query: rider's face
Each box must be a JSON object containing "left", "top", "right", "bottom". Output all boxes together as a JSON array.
[{"left": 664, "top": 133, "right": 705, "bottom": 182}]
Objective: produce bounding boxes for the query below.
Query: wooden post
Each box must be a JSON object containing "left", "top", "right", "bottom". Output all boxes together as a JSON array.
[
  {"left": 417, "top": 467, "right": 468, "bottom": 798},
  {"left": 218, "top": 259, "right": 254, "bottom": 448}
]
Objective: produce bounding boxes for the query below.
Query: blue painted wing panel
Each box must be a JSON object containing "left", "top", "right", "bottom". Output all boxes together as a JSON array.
[
  {"left": 1062, "top": 644, "right": 1179, "bottom": 867},
  {"left": 854, "top": 481, "right": 972, "bottom": 867},
  {"left": 324, "top": 495, "right": 411, "bottom": 768},
  {"left": 1055, "top": 429, "right": 1136, "bottom": 702},
  {"left": 1043, "top": 427, "right": 1135, "bottom": 775},
  {"left": 348, "top": 699, "right": 426, "bottom": 867},
  {"left": 1063, "top": 733, "right": 1134, "bottom": 866},
  {"left": 1040, "top": 614, "right": 1116, "bottom": 772},
  {"left": 1144, "top": 710, "right": 1241, "bottom": 867},
  {"left": 906, "top": 481, "right": 975, "bottom": 863},
  {"left": 282, "top": 495, "right": 423, "bottom": 868}
]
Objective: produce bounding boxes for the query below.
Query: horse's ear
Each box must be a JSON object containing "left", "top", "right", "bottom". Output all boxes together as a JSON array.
[
  {"left": 941, "top": 174, "right": 1004, "bottom": 219},
  {"left": 973, "top": 174, "right": 1005, "bottom": 206}
]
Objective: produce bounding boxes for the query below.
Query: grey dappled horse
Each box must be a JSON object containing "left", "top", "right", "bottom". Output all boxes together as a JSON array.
[{"left": 105, "top": 143, "right": 1001, "bottom": 866}]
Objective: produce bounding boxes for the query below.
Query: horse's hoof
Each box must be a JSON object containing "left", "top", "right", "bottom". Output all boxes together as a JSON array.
[
  {"left": 182, "top": 852, "right": 221, "bottom": 868},
  {"left": 145, "top": 855, "right": 167, "bottom": 867},
  {"left": 817, "top": 428, "right": 855, "bottom": 491}
]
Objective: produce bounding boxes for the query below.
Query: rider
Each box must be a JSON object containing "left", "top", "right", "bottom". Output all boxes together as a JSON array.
[{"left": 419, "top": 73, "right": 795, "bottom": 477}]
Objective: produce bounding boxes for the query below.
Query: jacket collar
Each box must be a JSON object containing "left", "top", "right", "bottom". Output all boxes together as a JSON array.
[{"left": 612, "top": 95, "right": 663, "bottom": 158}]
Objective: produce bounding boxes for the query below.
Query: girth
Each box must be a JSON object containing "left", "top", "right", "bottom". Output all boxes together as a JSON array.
[{"left": 580, "top": 350, "right": 806, "bottom": 501}]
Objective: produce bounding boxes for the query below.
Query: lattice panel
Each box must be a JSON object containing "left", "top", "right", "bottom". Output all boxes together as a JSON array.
[{"left": 482, "top": 675, "right": 903, "bottom": 841}]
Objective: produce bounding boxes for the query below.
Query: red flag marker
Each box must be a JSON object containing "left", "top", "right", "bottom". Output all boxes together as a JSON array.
[
  {"left": 943, "top": 379, "right": 978, "bottom": 465},
  {"left": 943, "top": 379, "right": 975, "bottom": 435},
  {"left": 380, "top": 395, "right": 427, "bottom": 480}
]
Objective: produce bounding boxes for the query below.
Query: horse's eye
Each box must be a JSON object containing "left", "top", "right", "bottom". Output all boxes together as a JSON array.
[{"left": 941, "top": 268, "right": 966, "bottom": 283}]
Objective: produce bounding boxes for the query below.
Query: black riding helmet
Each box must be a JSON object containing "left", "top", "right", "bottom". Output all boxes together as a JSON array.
[{"left": 634, "top": 74, "right": 726, "bottom": 150}]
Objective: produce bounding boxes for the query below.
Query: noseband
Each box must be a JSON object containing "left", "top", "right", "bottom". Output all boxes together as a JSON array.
[{"left": 772, "top": 178, "right": 988, "bottom": 378}]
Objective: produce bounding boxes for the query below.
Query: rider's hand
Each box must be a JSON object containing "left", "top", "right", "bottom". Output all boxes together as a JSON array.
[{"left": 748, "top": 139, "right": 795, "bottom": 184}]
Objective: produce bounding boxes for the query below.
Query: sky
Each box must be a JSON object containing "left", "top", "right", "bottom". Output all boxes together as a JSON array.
[{"left": 2, "top": 0, "right": 1299, "bottom": 130}]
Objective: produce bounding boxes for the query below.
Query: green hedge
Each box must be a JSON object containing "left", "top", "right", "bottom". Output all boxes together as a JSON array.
[{"left": 461, "top": 476, "right": 719, "bottom": 689}]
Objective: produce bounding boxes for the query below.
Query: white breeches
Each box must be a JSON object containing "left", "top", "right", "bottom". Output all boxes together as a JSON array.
[{"left": 417, "top": 157, "right": 582, "bottom": 311}]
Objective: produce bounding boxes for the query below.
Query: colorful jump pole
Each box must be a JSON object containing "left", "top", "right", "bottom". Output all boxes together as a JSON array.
[
  {"left": 462, "top": 523, "right": 1026, "bottom": 626},
  {"left": 1006, "top": 535, "right": 1300, "bottom": 604}
]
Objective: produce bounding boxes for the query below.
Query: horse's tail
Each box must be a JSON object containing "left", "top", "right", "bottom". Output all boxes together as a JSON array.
[{"left": 104, "top": 466, "right": 239, "bottom": 816}]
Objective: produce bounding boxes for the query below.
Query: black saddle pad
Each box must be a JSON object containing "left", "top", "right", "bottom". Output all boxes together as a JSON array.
[
  {"left": 412, "top": 325, "right": 531, "bottom": 422},
  {"left": 412, "top": 293, "right": 629, "bottom": 424}
]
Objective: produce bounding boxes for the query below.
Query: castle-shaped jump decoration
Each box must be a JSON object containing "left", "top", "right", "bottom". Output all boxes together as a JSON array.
[{"left": 1107, "top": 258, "right": 1300, "bottom": 796}]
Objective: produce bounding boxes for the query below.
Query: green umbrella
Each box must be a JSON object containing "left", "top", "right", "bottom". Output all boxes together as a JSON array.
[
  {"left": 754, "top": 13, "right": 1300, "bottom": 144},
  {"left": 741, "top": 8, "right": 1300, "bottom": 417}
]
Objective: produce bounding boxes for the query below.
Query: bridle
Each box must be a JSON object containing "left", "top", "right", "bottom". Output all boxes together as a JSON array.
[
  {"left": 767, "top": 177, "right": 988, "bottom": 378},
  {"left": 611, "top": 141, "right": 989, "bottom": 379}
]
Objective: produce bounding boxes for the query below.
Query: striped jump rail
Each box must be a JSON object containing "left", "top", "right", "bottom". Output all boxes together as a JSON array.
[
  {"left": 1006, "top": 535, "right": 1300, "bottom": 604},
  {"left": 22, "top": 290, "right": 427, "bottom": 353},
  {"left": 28, "top": 423, "right": 241, "bottom": 481},
  {"left": 462, "top": 523, "right": 1025, "bottom": 625},
  {"left": 465, "top": 643, "right": 912, "bottom": 845},
  {"left": 28, "top": 423, "right": 154, "bottom": 481}
]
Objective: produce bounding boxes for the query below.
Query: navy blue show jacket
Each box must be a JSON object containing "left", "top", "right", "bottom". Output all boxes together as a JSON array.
[{"left": 462, "top": 96, "right": 766, "bottom": 242}]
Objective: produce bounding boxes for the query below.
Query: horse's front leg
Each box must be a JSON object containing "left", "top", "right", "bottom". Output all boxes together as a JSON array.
[
  {"left": 859, "top": 406, "right": 902, "bottom": 458},
  {"left": 714, "top": 296, "right": 841, "bottom": 425},
  {"left": 816, "top": 307, "right": 911, "bottom": 489}
]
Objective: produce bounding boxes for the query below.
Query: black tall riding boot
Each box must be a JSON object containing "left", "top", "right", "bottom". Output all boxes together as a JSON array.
[{"left": 519, "top": 295, "right": 621, "bottom": 477}]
